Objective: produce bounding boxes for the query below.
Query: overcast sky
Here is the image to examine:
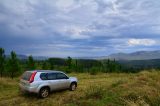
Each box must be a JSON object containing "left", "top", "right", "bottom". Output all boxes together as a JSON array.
[{"left": 0, "top": 0, "right": 160, "bottom": 57}]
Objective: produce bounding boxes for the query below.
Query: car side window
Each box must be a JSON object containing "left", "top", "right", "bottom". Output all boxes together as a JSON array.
[
  {"left": 48, "top": 73, "right": 56, "bottom": 80},
  {"left": 56, "top": 73, "right": 68, "bottom": 79},
  {"left": 40, "top": 73, "right": 48, "bottom": 80}
]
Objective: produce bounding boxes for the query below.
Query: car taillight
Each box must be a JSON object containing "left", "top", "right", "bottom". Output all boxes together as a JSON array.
[{"left": 29, "top": 71, "right": 37, "bottom": 83}]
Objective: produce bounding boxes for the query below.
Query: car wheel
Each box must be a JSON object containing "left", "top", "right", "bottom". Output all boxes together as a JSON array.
[
  {"left": 70, "top": 83, "right": 77, "bottom": 91},
  {"left": 39, "top": 87, "right": 49, "bottom": 98}
]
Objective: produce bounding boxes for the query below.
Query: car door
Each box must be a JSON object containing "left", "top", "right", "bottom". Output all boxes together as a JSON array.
[
  {"left": 56, "top": 73, "right": 70, "bottom": 89},
  {"left": 47, "top": 73, "right": 60, "bottom": 90}
]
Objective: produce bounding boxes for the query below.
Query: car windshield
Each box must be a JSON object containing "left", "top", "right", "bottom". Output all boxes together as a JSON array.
[{"left": 21, "top": 72, "right": 32, "bottom": 81}]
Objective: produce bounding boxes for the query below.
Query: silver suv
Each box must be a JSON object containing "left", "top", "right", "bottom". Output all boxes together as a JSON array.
[{"left": 19, "top": 70, "right": 78, "bottom": 98}]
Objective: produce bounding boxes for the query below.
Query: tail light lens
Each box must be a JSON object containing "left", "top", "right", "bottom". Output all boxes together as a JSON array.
[{"left": 29, "top": 71, "right": 37, "bottom": 83}]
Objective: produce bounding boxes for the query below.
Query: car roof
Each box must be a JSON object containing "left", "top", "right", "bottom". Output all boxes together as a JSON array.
[{"left": 26, "top": 70, "right": 63, "bottom": 73}]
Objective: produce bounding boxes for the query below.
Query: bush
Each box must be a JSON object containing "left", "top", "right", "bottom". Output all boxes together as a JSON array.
[{"left": 89, "top": 67, "right": 99, "bottom": 75}]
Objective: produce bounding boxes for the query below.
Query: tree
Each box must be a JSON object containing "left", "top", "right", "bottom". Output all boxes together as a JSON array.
[
  {"left": 8, "top": 51, "right": 20, "bottom": 79},
  {"left": 0, "top": 48, "right": 5, "bottom": 77},
  {"left": 67, "top": 56, "right": 72, "bottom": 69},
  {"left": 48, "top": 58, "right": 55, "bottom": 70},
  {"left": 75, "top": 59, "right": 78, "bottom": 72},
  {"left": 42, "top": 61, "right": 50, "bottom": 70},
  {"left": 27, "top": 55, "right": 36, "bottom": 70}
]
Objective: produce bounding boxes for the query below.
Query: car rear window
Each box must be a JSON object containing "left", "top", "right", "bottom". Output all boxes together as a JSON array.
[{"left": 21, "top": 72, "right": 32, "bottom": 81}]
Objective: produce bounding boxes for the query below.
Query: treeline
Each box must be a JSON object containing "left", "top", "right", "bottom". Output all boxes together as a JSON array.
[
  {"left": 0, "top": 48, "right": 124, "bottom": 78},
  {"left": 40, "top": 58, "right": 122, "bottom": 74},
  {"left": 118, "top": 59, "right": 160, "bottom": 72}
]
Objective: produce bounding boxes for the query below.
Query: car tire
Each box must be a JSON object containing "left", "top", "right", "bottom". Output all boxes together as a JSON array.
[
  {"left": 70, "top": 83, "right": 77, "bottom": 91},
  {"left": 39, "top": 87, "right": 50, "bottom": 98}
]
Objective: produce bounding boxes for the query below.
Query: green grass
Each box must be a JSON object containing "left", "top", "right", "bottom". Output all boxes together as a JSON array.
[{"left": 0, "top": 70, "right": 160, "bottom": 106}]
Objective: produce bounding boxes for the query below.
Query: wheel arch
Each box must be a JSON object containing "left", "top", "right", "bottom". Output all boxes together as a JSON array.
[
  {"left": 38, "top": 85, "right": 51, "bottom": 93},
  {"left": 70, "top": 81, "right": 77, "bottom": 87}
]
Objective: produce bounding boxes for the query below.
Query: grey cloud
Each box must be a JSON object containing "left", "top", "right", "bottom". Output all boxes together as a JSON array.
[{"left": 0, "top": 0, "right": 160, "bottom": 56}]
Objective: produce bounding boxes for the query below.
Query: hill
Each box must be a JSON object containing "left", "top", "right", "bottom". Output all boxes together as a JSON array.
[
  {"left": 6, "top": 54, "right": 48, "bottom": 60},
  {"left": 107, "top": 50, "right": 160, "bottom": 60}
]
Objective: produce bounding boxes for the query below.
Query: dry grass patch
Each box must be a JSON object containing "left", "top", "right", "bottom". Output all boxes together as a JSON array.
[{"left": 0, "top": 71, "right": 160, "bottom": 106}]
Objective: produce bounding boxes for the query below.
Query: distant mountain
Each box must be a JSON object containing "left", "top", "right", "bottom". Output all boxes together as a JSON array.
[
  {"left": 33, "top": 56, "right": 48, "bottom": 60},
  {"left": 6, "top": 54, "right": 48, "bottom": 60},
  {"left": 73, "top": 56, "right": 98, "bottom": 60},
  {"left": 106, "top": 50, "right": 160, "bottom": 60},
  {"left": 6, "top": 54, "right": 28, "bottom": 60},
  {"left": 5, "top": 50, "right": 160, "bottom": 61}
]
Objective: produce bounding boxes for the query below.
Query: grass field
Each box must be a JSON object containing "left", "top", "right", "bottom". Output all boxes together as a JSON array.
[{"left": 0, "top": 70, "right": 160, "bottom": 106}]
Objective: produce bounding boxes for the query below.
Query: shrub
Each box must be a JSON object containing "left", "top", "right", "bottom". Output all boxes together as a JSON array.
[{"left": 89, "top": 67, "right": 98, "bottom": 75}]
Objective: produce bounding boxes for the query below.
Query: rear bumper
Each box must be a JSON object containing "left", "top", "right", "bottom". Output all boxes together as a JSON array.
[{"left": 19, "top": 83, "right": 38, "bottom": 93}]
